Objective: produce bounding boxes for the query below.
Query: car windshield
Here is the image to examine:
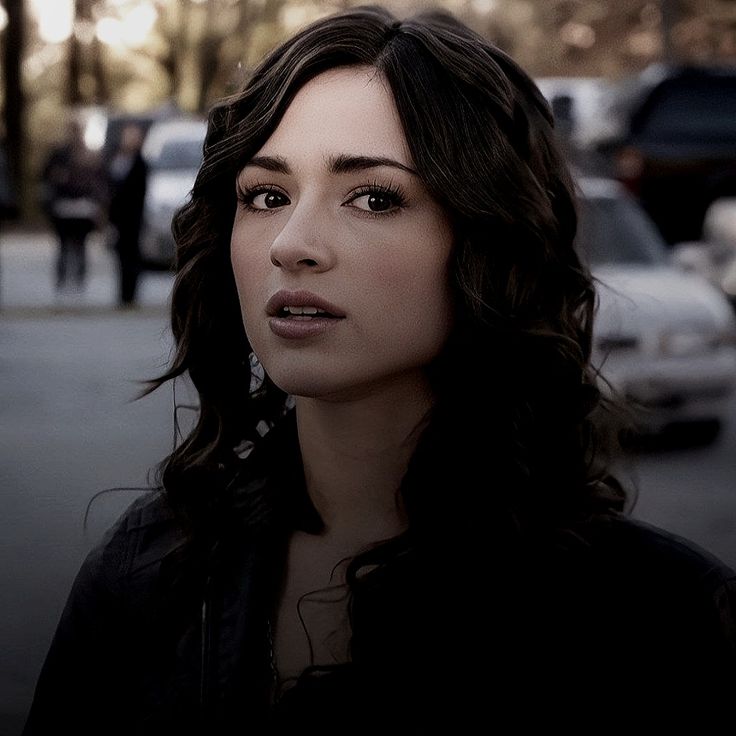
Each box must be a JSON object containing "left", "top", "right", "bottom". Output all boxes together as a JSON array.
[
  {"left": 576, "top": 194, "right": 670, "bottom": 267},
  {"left": 154, "top": 138, "right": 204, "bottom": 170}
]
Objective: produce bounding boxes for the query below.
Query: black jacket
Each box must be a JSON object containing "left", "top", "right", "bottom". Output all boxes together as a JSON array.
[
  {"left": 108, "top": 152, "right": 148, "bottom": 238},
  {"left": 22, "top": 437, "right": 736, "bottom": 734},
  {"left": 40, "top": 143, "right": 104, "bottom": 228}
]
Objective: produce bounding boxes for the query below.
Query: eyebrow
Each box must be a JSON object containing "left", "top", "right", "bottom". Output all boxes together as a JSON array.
[
  {"left": 330, "top": 154, "right": 418, "bottom": 177},
  {"left": 243, "top": 154, "right": 418, "bottom": 177}
]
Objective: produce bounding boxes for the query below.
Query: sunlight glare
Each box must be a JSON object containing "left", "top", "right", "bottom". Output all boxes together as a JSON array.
[
  {"left": 96, "top": 17, "right": 124, "bottom": 47},
  {"left": 84, "top": 110, "right": 107, "bottom": 151},
  {"left": 121, "top": 3, "right": 158, "bottom": 48},
  {"left": 31, "top": 0, "right": 74, "bottom": 44},
  {"left": 95, "top": 3, "right": 158, "bottom": 49}
]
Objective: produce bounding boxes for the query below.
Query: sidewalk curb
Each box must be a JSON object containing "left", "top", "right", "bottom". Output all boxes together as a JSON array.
[
  {"left": 0, "top": 229, "right": 173, "bottom": 312},
  {"left": 0, "top": 304, "right": 170, "bottom": 319}
]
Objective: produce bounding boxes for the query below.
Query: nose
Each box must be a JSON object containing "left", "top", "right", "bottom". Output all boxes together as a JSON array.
[{"left": 268, "top": 198, "right": 336, "bottom": 273}]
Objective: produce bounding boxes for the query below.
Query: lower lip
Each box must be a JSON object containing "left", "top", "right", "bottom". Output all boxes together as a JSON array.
[{"left": 268, "top": 316, "right": 343, "bottom": 339}]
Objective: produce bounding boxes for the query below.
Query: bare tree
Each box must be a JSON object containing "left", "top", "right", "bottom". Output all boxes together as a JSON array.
[
  {"left": 2, "top": 0, "right": 25, "bottom": 214},
  {"left": 199, "top": 0, "right": 288, "bottom": 108},
  {"left": 68, "top": 0, "right": 108, "bottom": 105},
  {"left": 161, "top": 0, "right": 194, "bottom": 105},
  {"left": 195, "top": 0, "right": 222, "bottom": 112}
]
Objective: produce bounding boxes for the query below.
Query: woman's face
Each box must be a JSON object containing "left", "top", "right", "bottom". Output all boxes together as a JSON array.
[{"left": 230, "top": 66, "right": 455, "bottom": 400}]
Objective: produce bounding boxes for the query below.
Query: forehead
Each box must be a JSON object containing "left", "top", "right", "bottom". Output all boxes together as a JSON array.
[{"left": 254, "top": 66, "right": 412, "bottom": 166}]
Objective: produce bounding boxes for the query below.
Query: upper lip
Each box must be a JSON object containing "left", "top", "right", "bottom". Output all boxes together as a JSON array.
[{"left": 266, "top": 290, "right": 346, "bottom": 318}]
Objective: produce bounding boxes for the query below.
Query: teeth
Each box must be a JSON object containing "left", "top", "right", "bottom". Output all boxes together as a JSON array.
[{"left": 283, "top": 305, "right": 322, "bottom": 315}]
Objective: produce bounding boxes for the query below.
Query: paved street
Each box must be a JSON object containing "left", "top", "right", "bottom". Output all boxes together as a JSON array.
[
  {"left": 0, "top": 227, "right": 173, "bottom": 314},
  {"left": 0, "top": 228, "right": 181, "bottom": 735},
  {"left": 1, "top": 228, "right": 735, "bottom": 734}
]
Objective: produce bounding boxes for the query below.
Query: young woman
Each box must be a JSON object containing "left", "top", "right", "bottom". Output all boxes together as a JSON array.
[{"left": 24, "top": 5, "right": 736, "bottom": 734}]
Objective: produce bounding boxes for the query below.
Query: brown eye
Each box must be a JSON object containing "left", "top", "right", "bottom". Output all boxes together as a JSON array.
[
  {"left": 365, "top": 193, "right": 393, "bottom": 211},
  {"left": 347, "top": 186, "right": 406, "bottom": 215},
  {"left": 237, "top": 184, "right": 290, "bottom": 211},
  {"left": 250, "top": 189, "right": 289, "bottom": 209}
]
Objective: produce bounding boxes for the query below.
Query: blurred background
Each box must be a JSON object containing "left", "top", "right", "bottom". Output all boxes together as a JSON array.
[
  {"left": 2, "top": 1, "right": 736, "bottom": 734},
  {"left": 2, "top": 0, "right": 736, "bottom": 224}
]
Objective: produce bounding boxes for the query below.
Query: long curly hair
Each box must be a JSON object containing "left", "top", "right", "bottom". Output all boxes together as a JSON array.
[{"left": 151, "top": 4, "right": 626, "bottom": 547}]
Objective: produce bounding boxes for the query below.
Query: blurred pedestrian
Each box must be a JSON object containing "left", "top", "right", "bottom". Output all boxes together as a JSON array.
[
  {"left": 107, "top": 122, "right": 148, "bottom": 307},
  {"left": 40, "top": 118, "right": 104, "bottom": 296},
  {"left": 23, "top": 6, "right": 736, "bottom": 735}
]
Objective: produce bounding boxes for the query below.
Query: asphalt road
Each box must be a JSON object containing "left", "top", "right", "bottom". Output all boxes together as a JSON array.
[
  {"left": 1, "top": 230, "right": 735, "bottom": 735},
  {"left": 0, "top": 230, "right": 181, "bottom": 734}
]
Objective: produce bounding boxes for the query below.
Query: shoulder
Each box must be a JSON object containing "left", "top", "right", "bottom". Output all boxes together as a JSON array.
[
  {"left": 79, "top": 490, "right": 187, "bottom": 590},
  {"left": 577, "top": 513, "right": 736, "bottom": 587},
  {"left": 37, "top": 491, "right": 189, "bottom": 663},
  {"left": 556, "top": 513, "right": 736, "bottom": 648}
]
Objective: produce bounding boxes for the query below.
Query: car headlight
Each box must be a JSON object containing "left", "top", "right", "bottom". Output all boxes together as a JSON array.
[{"left": 658, "top": 329, "right": 729, "bottom": 357}]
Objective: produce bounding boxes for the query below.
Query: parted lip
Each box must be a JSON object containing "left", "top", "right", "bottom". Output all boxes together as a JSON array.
[{"left": 265, "top": 290, "right": 346, "bottom": 318}]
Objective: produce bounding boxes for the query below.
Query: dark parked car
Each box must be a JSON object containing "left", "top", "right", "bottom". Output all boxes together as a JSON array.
[{"left": 599, "top": 63, "right": 736, "bottom": 245}]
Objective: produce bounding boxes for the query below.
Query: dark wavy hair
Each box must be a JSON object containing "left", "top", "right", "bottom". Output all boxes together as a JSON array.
[{"left": 151, "top": 4, "right": 626, "bottom": 547}]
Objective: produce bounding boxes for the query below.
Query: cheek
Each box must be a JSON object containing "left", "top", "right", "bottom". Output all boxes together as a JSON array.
[
  {"left": 359, "top": 229, "right": 446, "bottom": 292},
  {"left": 362, "top": 246, "right": 454, "bottom": 348},
  {"left": 369, "top": 223, "right": 454, "bottom": 310}
]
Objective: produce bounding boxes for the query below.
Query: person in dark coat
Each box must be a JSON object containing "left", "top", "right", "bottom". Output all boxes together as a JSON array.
[
  {"left": 41, "top": 119, "right": 104, "bottom": 294},
  {"left": 107, "top": 122, "right": 148, "bottom": 306}
]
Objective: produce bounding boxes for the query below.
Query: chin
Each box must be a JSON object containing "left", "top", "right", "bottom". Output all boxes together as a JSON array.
[
  {"left": 268, "top": 362, "right": 396, "bottom": 401},
  {"left": 266, "top": 369, "right": 345, "bottom": 399}
]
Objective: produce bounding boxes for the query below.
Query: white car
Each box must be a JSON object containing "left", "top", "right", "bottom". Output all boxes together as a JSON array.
[
  {"left": 140, "top": 117, "right": 207, "bottom": 269},
  {"left": 577, "top": 176, "right": 736, "bottom": 438}
]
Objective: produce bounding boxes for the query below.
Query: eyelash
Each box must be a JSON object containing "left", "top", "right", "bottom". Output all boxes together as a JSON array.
[
  {"left": 235, "top": 180, "right": 408, "bottom": 218},
  {"left": 236, "top": 181, "right": 286, "bottom": 213},
  {"left": 347, "top": 181, "right": 407, "bottom": 218}
]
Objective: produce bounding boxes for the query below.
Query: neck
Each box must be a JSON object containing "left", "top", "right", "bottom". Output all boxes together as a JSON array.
[{"left": 294, "top": 375, "right": 433, "bottom": 546}]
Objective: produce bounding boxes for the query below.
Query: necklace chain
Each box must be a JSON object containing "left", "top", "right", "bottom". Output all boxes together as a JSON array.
[{"left": 266, "top": 618, "right": 279, "bottom": 685}]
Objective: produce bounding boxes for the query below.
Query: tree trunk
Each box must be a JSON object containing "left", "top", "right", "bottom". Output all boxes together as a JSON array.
[
  {"left": 162, "top": 0, "right": 193, "bottom": 106},
  {"left": 195, "top": 0, "right": 222, "bottom": 112},
  {"left": 92, "top": 36, "right": 109, "bottom": 104},
  {"left": 3, "top": 0, "right": 26, "bottom": 216},
  {"left": 68, "top": 0, "right": 83, "bottom": 104},
  {"left": 68, "top": 0, "right": 101, "bottom": 105}
]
